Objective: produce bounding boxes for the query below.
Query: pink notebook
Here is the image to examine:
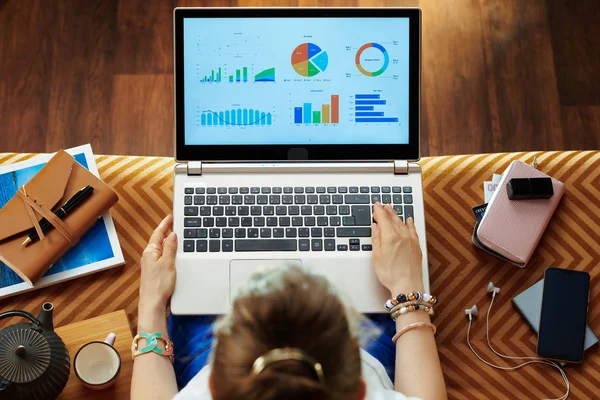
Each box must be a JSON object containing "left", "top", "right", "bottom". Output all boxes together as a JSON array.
[{"left": 475, "top": 161, "right": 564, "bottom": 267}]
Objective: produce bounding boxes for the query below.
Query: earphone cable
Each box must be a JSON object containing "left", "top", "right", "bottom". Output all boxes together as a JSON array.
[
  {"left": 465, "top": 293, "right": 569, "bottom": 400},
  {"left": 485, "top": 292, "right": 569, "bottom": 400}
]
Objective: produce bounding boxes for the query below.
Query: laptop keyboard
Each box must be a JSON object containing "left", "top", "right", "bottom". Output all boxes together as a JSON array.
[{"left": 181, "top": 186, "right": 414, "bottom": 253}]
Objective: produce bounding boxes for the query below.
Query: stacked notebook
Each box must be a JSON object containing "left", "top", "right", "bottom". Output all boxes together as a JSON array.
[{"left": 0, "top": 145, "right": 124, "bottom": 299}]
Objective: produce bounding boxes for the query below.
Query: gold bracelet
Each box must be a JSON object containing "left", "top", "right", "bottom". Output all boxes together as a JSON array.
[{"left": 392, "top": 322, "right": 436, "bottom": 343}]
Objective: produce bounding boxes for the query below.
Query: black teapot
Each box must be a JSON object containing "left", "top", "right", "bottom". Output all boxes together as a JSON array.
[{"left": 0, "top": 302, "right": 70, "bottom": 400}]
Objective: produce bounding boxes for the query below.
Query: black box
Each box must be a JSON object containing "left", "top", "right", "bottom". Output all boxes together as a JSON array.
[{"left": 507, "top": 177, "right": 554, "bottom": 200}]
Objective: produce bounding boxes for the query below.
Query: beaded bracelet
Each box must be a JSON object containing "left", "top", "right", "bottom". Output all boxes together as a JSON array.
[
  {"left": 389, "top": 301, "right": 431, "bottom": 315},
  {"left": 392, "top": 322, "right": 436, "bottom": 343},
  {"left": 390, "top": 303, "right": 434, "bottom": 321},
  {"left": 384, "top": 292, "right": 438, "bottom": 311}
]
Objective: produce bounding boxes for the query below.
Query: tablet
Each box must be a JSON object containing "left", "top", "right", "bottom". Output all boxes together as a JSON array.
[{"left": 512, "top": 279, "right": 598, "bottom": 353}]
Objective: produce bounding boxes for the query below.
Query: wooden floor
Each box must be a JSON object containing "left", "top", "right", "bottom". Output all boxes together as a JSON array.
[{"left": 0, "top": 0, "right": 598, "bottom": 157}]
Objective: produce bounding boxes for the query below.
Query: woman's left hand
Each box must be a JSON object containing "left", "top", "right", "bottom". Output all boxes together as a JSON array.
[{"left": 139, "top": 214, "right": 178, "bottom": 313}]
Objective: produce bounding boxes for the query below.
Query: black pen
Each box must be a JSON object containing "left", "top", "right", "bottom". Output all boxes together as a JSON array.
[{"left": 22, "top": 185, "right": 95, "bottom": 247}]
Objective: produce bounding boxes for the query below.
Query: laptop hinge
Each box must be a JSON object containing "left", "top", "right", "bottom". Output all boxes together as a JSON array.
[
  {"left": 394, "top": 160, "right": 409, "bottom": 175},
  {"left": 187, "top": 161, "right": 202, "bottom": 176}
]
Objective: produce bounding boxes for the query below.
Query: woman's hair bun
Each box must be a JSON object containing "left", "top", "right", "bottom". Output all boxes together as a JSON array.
[{"left": 238, "top": 360, "right": 330, "bottom": 400}]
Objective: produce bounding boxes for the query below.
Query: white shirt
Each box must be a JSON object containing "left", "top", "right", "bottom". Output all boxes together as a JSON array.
[{"left": 173, "top": 349, "right": 421, "bottom": 400}]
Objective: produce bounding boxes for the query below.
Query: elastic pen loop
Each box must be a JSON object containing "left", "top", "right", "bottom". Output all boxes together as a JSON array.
[
  {"left": 17, "top": 187, "right": 45, "bottom": 241},
  {"left": 17, "top": 187, "right": 75, "bottom": 245}
]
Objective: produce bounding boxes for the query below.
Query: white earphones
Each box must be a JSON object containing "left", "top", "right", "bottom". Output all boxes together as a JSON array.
[
  {"left": 465, "top": 282, "right": 569, "bottom": 400},
  {"left": 464, "top": 305, "right": 478, "bottom": 320},
  {"left": 486, "top": 282, "right": 500, "bottom": 295}
]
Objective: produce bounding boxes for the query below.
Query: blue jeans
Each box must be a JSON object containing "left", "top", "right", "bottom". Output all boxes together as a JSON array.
[{"left": 168, "top": 314, "right": 396, "bottom": 390}]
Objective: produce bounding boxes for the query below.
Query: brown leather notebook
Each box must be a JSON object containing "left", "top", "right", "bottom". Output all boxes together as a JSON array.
[{"left": 0, "top": 150, "right": 118, "bottom": 285}]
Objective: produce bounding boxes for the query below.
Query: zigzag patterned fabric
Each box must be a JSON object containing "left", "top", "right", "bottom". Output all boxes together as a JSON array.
[{"left": 0, "top": 151, "right": 598, "bottom": 399}]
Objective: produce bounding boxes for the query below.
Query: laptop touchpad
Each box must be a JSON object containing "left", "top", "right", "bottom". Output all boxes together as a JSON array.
[{"left": 229, "top": 259, "right": 302, "bottom": 304}]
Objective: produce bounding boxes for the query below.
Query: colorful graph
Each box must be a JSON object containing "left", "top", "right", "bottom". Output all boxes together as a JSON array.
[
  {"left": 200, "top": 66, "right": 275, "bottom": 83},
  {"left": 294, "top": 95, "right": 339, "bottom": 124},
  {"left": 355, "top": 43, "right": 389, "bottom": 77},
  {"left": 353, "top": 94, "right": 398, "bottom": 123},
  {"left": 291, "top": 43, "right": 328, "bottom": 77},
  {"left": 255, "top": 67, "right": 275, "bottom": 82},
  {"left": 201, "top": 108, "right": 272, "bottom": 126}
]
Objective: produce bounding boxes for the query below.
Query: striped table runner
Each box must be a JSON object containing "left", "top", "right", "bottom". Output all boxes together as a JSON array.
[{"left": 1, "top": 151, "right": 598, "bottom": 399}]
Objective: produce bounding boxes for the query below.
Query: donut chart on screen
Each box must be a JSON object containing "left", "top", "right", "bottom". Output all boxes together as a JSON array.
[
  {"left": 291, "top": 43, "right": 329, "bottom": 77},
  {"left": 355, "top": 42, "right": 389, "bottom": 77}
]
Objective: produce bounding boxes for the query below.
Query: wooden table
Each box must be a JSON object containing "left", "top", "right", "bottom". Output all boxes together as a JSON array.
[
  {"left": 1, "top": 150, "right": 599, "bottom": 399},
  {"left": 56, "top": 310, "right": 133, "bottom": 400}
]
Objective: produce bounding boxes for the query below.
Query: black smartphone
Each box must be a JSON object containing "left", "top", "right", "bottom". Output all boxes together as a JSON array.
[{"left": 537, "top": 268, "right": 590, "bottom": 363}]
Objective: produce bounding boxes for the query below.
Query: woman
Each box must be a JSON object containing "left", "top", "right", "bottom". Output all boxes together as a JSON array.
[{"left": 131, "top": 203, "right": 447, "bottom": 399}]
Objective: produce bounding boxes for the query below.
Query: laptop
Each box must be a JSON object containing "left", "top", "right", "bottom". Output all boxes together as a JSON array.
[{"left": 171, "top": 7, "right": 427, "bottom": 314}]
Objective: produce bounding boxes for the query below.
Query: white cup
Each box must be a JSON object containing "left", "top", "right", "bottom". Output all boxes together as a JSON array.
[{"left": 74, "top": 333, "right": 121, "bottom": 390}]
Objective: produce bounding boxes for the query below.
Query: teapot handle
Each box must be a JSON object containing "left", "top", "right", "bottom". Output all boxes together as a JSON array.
[{"left": 0, "top": 310, "right": 41, "bottom": 328}]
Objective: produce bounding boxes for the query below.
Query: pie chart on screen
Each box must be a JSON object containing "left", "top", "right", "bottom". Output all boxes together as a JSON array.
[{"left": 291, "top": 43, "right": 328, "bottom": 77}]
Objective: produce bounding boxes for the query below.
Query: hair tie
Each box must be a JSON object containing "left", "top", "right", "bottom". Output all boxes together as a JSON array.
[{"left": 251, "top": 347, "right": 325, "bottom": 384}]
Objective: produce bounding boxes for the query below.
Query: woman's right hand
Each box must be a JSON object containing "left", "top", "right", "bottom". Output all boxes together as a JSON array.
[{"left": 371, "top": 202, "right": 424, "bottom": 297}]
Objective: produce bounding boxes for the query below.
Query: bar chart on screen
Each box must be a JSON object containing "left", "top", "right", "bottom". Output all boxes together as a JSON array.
[
  {"left": 292, "top": 95, "right": 339, "bottom": 125},
  {"left": 198, "top": 107, "right": 273, "bottom": 127},
  {"left": 351, "top": 93, "right": 399, "bottom": 123},
  {"left": 194, "top": 31, "right": 277, "bottom": 84},
  {"left": 198, "top": 66, "right": 275, "bottom": 83}
]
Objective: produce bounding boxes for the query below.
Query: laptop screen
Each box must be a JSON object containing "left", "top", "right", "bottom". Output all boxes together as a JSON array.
[{"left": 182, "top": 17, "right": 411, "bottom": 146}]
